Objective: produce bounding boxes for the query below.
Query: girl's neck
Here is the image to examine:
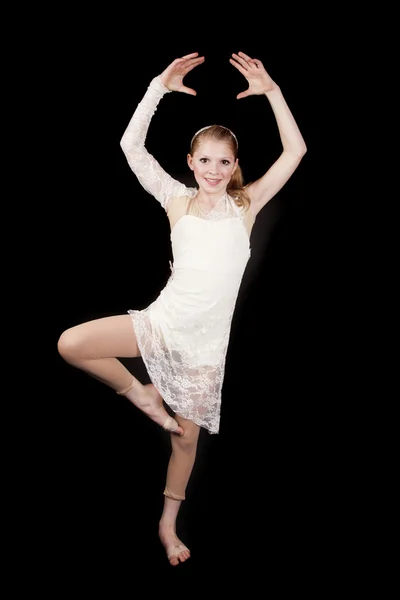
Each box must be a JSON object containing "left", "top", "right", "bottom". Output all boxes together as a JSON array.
[{"left": 195, "top": 190, "right": 228, "bottom": 206}]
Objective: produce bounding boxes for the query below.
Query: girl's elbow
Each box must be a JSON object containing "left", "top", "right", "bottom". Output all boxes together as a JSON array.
[
  {"left": 120, "top": 137, "right": 129, "bottom": 153},
  {"left": 297, "top": 141, "right": 307, "bottom": 158}
]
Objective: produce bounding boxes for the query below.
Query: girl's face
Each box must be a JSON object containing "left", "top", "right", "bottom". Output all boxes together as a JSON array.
[{"left": 187, "top": 140, "right": 238, "bottom": 194}]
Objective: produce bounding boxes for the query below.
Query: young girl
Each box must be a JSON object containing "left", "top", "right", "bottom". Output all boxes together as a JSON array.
[{"left": 57, "top": 51, "right": 307, "bottom": 565}]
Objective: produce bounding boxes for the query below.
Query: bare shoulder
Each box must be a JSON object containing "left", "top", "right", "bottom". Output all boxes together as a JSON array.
[
  {"left": 167, "top": 195, "right": 194, "bottom": 211},
  {"left": 167, "top": 195, "right": 195, "bottom": 228}
]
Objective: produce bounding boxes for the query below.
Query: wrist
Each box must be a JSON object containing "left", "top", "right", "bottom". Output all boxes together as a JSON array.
[
  {"left": 150, "top": 76, "right": 171, "bottom": 94},
  {"left": 264, "top": 84, "right": 281, "bottom": 97}
]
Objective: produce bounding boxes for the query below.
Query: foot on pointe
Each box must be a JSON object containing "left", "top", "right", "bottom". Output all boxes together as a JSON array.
[{"left": 137, "top": 384, "right": 184, "bottom": 436}]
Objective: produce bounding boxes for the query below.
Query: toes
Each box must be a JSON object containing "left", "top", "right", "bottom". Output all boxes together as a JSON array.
[
  {"left": 179, "top": 550, "right": 190, "bottom": 562},
  {"left": 167, "top": 545, "right": 190, "bottom": 565},
  {"left": 170, "top": 551, "right": 189, "bottom": 565}
]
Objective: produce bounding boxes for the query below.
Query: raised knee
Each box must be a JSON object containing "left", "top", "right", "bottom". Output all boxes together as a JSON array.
[{"left": 57, "top": 328, "right": 80, "bottom": 362}]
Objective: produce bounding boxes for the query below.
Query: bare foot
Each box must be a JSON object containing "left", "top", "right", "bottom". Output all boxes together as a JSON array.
[
  {"left": 159, "top": 525, "right": 190, "bottom": 566},
  {"left": 134, "top": 383, "right": 184, "bottom": 436}
]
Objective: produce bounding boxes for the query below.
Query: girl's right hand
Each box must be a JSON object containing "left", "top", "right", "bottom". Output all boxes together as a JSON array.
[{"left": 159, "top": 52, "right": 205, "bottom": 96}]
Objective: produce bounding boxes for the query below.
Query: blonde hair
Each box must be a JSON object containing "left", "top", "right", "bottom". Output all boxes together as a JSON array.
[{"left": 190, "top": 125, "right": 251, "bottom": 211}]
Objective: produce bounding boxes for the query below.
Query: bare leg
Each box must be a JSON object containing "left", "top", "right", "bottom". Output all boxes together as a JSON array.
[
  {"left": 57, "top": 315, "right": 183, "bottom": 435},
  {"left": 159, "top": 415, "right": 201, "bottom": 565}
]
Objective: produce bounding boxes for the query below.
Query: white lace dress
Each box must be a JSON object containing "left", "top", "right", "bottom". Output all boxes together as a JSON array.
[{"left": 120, "top": 76, "right": 252, "bottom": 434}]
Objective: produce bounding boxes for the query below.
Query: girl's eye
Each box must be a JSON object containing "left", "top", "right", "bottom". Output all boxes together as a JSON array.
[{"left": 199, "top": 159, "right": 231, "bottom": 165}]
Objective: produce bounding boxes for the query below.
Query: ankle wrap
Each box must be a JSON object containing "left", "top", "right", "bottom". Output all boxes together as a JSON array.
[
  {"left": 116, "top": 380, "right": 135, "bottom": 395},
  {"left": 163, "top": 487, "right": 185, "bottom": 501}
]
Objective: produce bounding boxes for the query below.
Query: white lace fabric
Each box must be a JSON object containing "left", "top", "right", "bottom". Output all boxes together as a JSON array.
[
  {"left": 121, "top": 77, "right": 251, "bottom": 434},
  {"left": 120, "top": 77, "right": 196, "bottom": 210}
]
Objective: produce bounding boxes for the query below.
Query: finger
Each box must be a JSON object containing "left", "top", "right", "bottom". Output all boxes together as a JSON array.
[
  {"left": 229, "top": 57, "right": 247, "bottom": 76},
  {"left": 181, "top": 61, "right": 204, "bottom": 74},
  {"left": 236, "top": 90, "right": 250, "bottom": 100},
  {"left": 179, "top": 56, "right": 205, "bottom": 70},
  {"left": 237, "top": 52, "right": 259, "bottom": 70},
  {"left": 238, "top": 51, "right": 253, "bottom": 62},
  {"left": 187, "top": 56, "right": 205, "bottom": 65},
  {"left": 181, "top": 52, "right": 200, "bottom": 59},
  {"left": 181, "top": 58, "right": 205, "bottom": 76},
  {"left": 231, "top": 53, "right": 250, "bottom": 70},
  {"left": 180, "top": 86, "right": 197, "bottom": 96}
]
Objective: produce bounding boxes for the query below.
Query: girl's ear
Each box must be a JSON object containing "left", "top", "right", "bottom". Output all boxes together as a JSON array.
[{"left": 187, "top": 153, "right": 194, "bottom": 170}]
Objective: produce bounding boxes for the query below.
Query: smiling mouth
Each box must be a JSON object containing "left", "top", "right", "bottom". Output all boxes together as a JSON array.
[{"left": 205, "top": 178, "right": 221, "bottom": 184}]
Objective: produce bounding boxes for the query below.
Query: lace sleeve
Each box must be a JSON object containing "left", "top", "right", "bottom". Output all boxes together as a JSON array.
[{"left": 120, "top": 76, "right": 193, "bottom": 211}]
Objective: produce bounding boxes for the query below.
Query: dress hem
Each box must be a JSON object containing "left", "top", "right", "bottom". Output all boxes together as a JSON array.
[{"left": 128, "top": 310, "right": 219, "bottom": 435}]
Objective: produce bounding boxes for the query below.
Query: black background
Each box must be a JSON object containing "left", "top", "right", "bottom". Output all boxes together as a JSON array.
[{"left": 24, "top": 13, "right": 328, "bottom": 592}]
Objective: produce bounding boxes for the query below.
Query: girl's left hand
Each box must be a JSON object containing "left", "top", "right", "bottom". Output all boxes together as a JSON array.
[{"left": 229, "top": 51, "right": 277, "bottom": 99}]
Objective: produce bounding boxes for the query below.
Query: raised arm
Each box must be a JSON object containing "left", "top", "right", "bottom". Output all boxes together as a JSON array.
[
  {"left": 230, "top": 52, "right": 307, "bottom": 218},
  {"left": 120, "top": 53, "right": 205, "bottom": 211}
]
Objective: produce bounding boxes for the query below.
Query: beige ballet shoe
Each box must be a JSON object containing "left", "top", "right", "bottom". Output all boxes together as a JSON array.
[
  {"left": 117, "top": 381, "right": 181, "bottom": 434},
  {"left": 163, "top": 415, "right": 180, "bottom": 433}
]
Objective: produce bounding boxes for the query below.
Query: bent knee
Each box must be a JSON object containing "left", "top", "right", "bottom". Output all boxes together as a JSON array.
[{"left": 57, "top": 328, "right": 83, "bottom": 362}]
